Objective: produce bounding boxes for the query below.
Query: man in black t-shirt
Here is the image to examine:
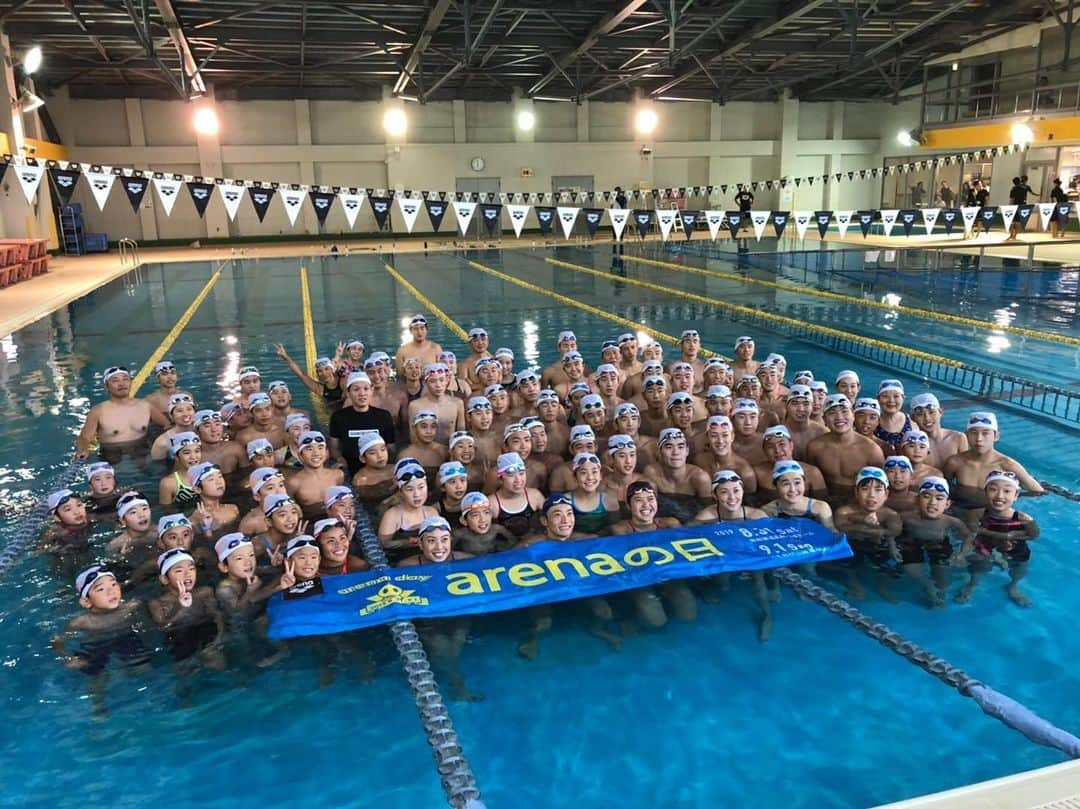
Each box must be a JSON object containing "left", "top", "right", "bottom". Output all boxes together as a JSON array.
[
  {"left": 1006, "top": 177, "right": 1025, "bottom": 241},
  {"left": 329, "top": 371, "right": 396, "bottom": 477},
  {"left": 733, "top": 186, "right": 754, "bottom": 231}
]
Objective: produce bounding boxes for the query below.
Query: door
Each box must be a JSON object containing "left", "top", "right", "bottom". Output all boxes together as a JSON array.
[
  {"left": 552, "top": 174, "right": 595, "bottom": 236},
  {"left": 455, "top": 177, "right": 502, "bottom": 238},
  {"left": 1022, "top": 163, "right": 1054, "bottom": 202}
]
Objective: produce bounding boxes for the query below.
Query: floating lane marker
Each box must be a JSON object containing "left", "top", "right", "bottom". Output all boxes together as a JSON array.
[{"left": 382, "top": 260, "right": 470, "bottom": 342}]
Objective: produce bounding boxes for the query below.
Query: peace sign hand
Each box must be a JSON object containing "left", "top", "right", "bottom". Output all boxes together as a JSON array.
[
  {"left": 279, "top": 559, "right": 296, "bottom": 590},
  {"left": 246, "top": 572, "right": 262, "bottom": 590},
  {"left": 274, "top": 343, "right": 289, "bottom": 359},
  {"left": 177, "top": 579, "right": 193, "bottom": 608},
  {"left": 195, "top": 502, "right": 215, "bottom": 533},
  {"left": 297, "top": 520, "right": 309, "bottom": 537}
]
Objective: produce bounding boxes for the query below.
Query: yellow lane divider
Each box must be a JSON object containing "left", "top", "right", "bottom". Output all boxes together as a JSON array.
[
  {"left": 625, "top": 253, "right": 1080, "bottom": 348},
  {"left": 130, "top": 264, "right": 223, "bottom": 396},
  {"left": 466, "top": 259, "right": 731, "bottom": 362},
  {"left": 299, "top": 265, "right": 330, "bottom": 423},
  {"left": 383, "top": 261, "right": 470, "bottom": 343},
  {"left": 545, "top": 257, "right": 964, "bottom": 369}
]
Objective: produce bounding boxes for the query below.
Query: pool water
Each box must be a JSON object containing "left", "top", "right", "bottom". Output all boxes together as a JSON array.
[{"left": 1, "top": 245, "right": 1078, "bottom": 808}]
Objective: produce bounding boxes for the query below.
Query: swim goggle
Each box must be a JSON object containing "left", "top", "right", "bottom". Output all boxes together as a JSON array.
[
  {"left": 157, "top": 547, "right": 192, "bottom": 573},
  {"left": 450, "top": 430, "right": 475, "bottom": 443},
  {"left": 299, "top": 433, "right": 327, "bottom": 447},
  {"left": 919, "top": 480, "right": 949, "bottom": 494},
  {"left": 103, "top": 365, "right": 131, "bottom": 379},
  {"left": 883, "top": 457, "right": 913, "bottom": 470},
  {"left": 172, "top": 434, "right": 201, "bottom": 449},
  {"left": 155, "top": 363, "right": 176, "bottom": 374},
  {"left": 195, "top": 411, "right": 222, "bottom": 426},
  {"left": 286, "top": 537, "right": 320, "bottom": 556},
  {"left": 396, "top": 467, "right": 427, "bottom": 485},
  {"left": 712, "top": 471, "right": 742, "bottom": 488},
  {"left": 969, "top": 415, "right": 996, "bottom": 427},
  {"left": 266, "top": 496, "right": 299, "bottom": 516},
  {"left": 573, "top": 453, "right": 601, "bottom": 469},
  {"left": 581, "top": 399, "right": 605, "bottom": 412},
  {"left": 607, "top": 437, "right": 636, "bottom": 453},
  {"left": 221, "top": 534, "right": 252, "bottom": 552},
  {"left": 601, "top": 340, "right": 618, "bottom": 351},
  {"left": 503, "top": 423, "right": 529, "bottom": 437},
  {"left": 77, "top": 566, "right": 111, "bottom": 597},
  {"left": 911, "top": 402, "right": 939, "bottom": 413},
  {"left": 468, "top": 401, "right": 493, "bottom": 412},
  {"left": 315, "top": 357, "right": 334, "bottom": 369},
  {"left": 667, "top": 394, "right": 693, "bottom": 408},
  {"left": 169, "top": 394, "right": 194, "bottom": 407},
  {"left": 644, "top": 377, "right": 666, "bottom": 390},
  {"left": 116, "top": 491, "right": 148, "bottom": 510},
  {"left": 681, "top": 330, "right": 699, "bottom": 339},
  {"left": 50, "top": 492, "right": 79, "bottom": 511}
]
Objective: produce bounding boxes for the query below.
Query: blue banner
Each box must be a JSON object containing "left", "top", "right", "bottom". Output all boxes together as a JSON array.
[{"left": 267, "top": 519, "right": 850, "bottom": 640}]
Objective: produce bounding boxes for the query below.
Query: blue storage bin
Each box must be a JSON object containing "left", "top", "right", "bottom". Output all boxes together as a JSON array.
[{"left": 82, "top": 233, "right": 109, "bottom": 253}]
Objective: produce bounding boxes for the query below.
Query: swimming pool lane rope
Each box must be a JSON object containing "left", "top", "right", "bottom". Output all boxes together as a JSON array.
[
  {"left": 776, "top": 568, "right": 1080, "bottom": 759},
  {"left": 0, "top": 459, "right": 85, "bottom": 581},
  {"left": 353, "top": 497, "right": 487, "bottom": 809}
]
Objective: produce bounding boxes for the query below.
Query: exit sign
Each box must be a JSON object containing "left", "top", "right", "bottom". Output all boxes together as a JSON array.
[{"left": 521, "top": 168, "right": 534, "bottom": 177}]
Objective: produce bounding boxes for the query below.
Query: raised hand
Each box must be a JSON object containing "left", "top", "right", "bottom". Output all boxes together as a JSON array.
[
  {"left": 269, "top": 546, "right": 284, "bottom": 567},
  {"left": 297, "top": 520, "right": 309, "bottom": 538},
  {"left": 274, "top": 343, "right": 289, "bottom": 359},
  {"left": 195, "top": 501, "right": 215, "bottom": 533},
  {"left": 177, "top": 579, "right": 193, "bottom": 608},
  {"left": 246, "top": 572, "right": 262, "bottom": 591},
  {"left": 279, "top": 559, "right": 296, "bottom": 590},
  {"left": 335, "top": 341, "right": 346, "bottom": 357}
]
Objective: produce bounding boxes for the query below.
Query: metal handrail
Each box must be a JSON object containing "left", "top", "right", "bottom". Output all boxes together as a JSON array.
[{"left": 118, "top": 238, "right": 140, "bottom": 266}]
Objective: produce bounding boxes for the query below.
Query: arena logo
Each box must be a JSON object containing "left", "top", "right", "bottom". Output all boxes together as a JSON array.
[
  {"left": 56, "top": 174, "right": 74, "bottom": 187},
  {"left": 191, "top": 188, "right": 209, "bottom": 200}
]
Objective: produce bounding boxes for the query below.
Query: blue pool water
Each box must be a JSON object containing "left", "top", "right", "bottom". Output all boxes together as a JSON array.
[{"left": 1, "top": 245, "right": 1079, "bottom": 808}]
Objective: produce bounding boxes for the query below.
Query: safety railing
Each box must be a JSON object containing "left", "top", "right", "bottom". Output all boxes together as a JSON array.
[{"left": 118, "top": 238, "right": 140, "bottom": 266}]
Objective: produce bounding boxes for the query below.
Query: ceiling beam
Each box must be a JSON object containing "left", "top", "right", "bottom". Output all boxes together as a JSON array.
[
  {"left": 60, "top": 0, "right": 111, "bottom": 62},
  {"left": 467, "top": 0, "right": 505, "bottom": 63},
  {"left": 393, "top": 0, "right": 453, "bottom": 94},
  {"left": 528, "top": 0, "right": 650, "bottom": 95},
  {"left": 153, "top": 0, "right": 207, "bottom": 97}
]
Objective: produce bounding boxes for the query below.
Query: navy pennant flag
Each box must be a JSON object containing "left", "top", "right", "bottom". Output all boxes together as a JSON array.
[
  {"left": 679, "top": 210, "right": 698, "bottom": 240},
  {"left": 772, "top": 211, "right": 790, "bottom": 239},
  {"left": 1015, "top": 203, "right": 1034, "bottom": 228},
  {"left": 899, "top": 209, "right": 918, "bottom": 237},
  {"left": 815, "top": 211, "right": 832, "bottom": 238},
  {"left": 186, "top": 181, "right": 215, "bottom": 218},
  {"left": 940, "top": 208, "right": 959, "bottom": 235},
  {"left": 479, "top": 203, "right": 503, "bottom": 236},
  {"left": 120, "top": 174, "right": 150, "bottom": 214},
  {"left": 424, "top": 199, "right": 447, "bottom": 233},
  {"left": 369, "top": 196, "right": 392, "bottom": 230},
  {"left": 632, "top": 209, "right": 652, "bottom": 239},
  {"left": 535, "top": 206, "right": 557, "bottom": 236},
  {"left": 725, "top": 210, "right": 743, "bottom": 239},
  {"left": 1056, "top": 202, "right": 1072, "bottom": 229},
  {"left": 49, "top": 166, "right": 82, "bottom": 206},
  {"left": 583, "top": 208, "right": 604, "bottom": 238},
  {"left": 980, "top": 206, "right": 998, "bottom": 233},
  {"left": 310, "top": 191, "right": 336, "bottom": 226},
  {"left": 857, "top": 210, "right": 875, "bottom": 238},
  {"left": 248, "top": 186, "right": 273, "bottom": 222}
]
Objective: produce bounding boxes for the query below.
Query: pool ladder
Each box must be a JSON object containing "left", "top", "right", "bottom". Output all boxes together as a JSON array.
[{"left": 118, "top": 238, "right": 140, "bottom": 266}]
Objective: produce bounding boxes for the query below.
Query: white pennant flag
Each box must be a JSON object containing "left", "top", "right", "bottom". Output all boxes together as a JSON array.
[
  {"left": 556, "top": 206, "right": 579, "bottom": 239},
  {"left": 1037, "top": 202, "right": 1056, "bottom": 231},
  {"left": 14, "top": 163, "right": 45, "bottom": 204},
  {"left": 750, "top": 210, "right": 770, "bottom": 241},
  {"left": 960, "top": 206, "right": 981, "bottom": 234},
  {"left": 794, "top": 211, "right": 813, "bottom": 241},
  {"left": 608, "top": 208, "right": 629, "bottom": 241},
  {"left": 153, "top": 176, "right": 184, "bottom": 216},
  {"left": 507, "top": 204, "right": 531, "bottom": 238},
  {"left": 879, "top": 209, "right": 899, "bottom": 237},
  {"left": 338, "top": 192, "right": 365, "bottom": 229},
  {"left": 704, "top": 210, "right": 724, "bottom": 241},
  {"left": 834, "top": 210, "right": 854, "bottom": 240},
  {"left": 397, "top": 196, "right": 422, "bottom": 234},
  {"left": 85, "top": 170, "right": 117, "bottom": 211},
  {"left": 656, "top": 209, "right": 678, "bottom": 241},
  {"left": 279, "top": 187, "right": 307, "bottom": 227},
  {"left": 999, "top": 204, "right": 1018, "bottom": 232},
  {"left": 921, "top": 207, "right": 941, "bottom": 235},
  {"left": 218, "top": 183, "right": 245, "bottom": 221},
  {"left": 452, "top": 200, "right": 477, "bottom": 234}
]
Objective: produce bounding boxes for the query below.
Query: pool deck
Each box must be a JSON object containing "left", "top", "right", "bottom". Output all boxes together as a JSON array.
[
  {"left": 2, "top": 229, "right": 1079, "bottom": 338},
  {"left": 875, "top": 759, "right": 1080, "bottom": 808}
]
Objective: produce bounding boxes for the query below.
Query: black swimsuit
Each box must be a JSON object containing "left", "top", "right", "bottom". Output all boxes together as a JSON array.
[
  {"left": 874, "top": 414, "right": 912, "bottom": 453},
  {"left": 493, "top": 493, "right": 536, "bottom": 539}
]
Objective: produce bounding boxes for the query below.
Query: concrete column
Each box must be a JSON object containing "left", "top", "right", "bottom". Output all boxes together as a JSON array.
[
  {"left": 828, "top": 101, "right": 844, "bottom": 140},
  {"left": 777, "top": 95, "right": 799, "bottom": 181},
  {"left": 452, "top": 99, "right": 466, "bottom": 143},
  {"left": 708, "top": 103, "right": 722, "bottom": 141},
  {"left": 124, "top": 98, "right": 158, "bottom": 240},
  {"left": 514, "top": 96, "right": 534, "bottom": 143},
  {"left": 195, "top": 86, "right": 229, "bottom": 240},
  {"left": 295, "top": 98, "right": 318, "bottom": 234},
  {"left": 0, "top": 33, "right": 29, "bottom": 238},
  {"left": 576, "top": 100, "right": 589, "bottom": 142}
]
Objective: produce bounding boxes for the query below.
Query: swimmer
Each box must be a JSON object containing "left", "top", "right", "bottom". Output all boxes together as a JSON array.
[
  {"left": 622, "top": 358, "right": 666, "bottom": 402},
  {"left": 548, "top": 425, "right": 598, "bottom": 492},
  {"left": 338, "top": 339, "right": 366, "bottom": 378},
  {"left": 85, "top": 461, "right": 122, "bottom": 517},
  {"left": 671, "top": 330, "right": 706, "bottom": 388},
  {"left": 256, "top": 494, "right": 303, "bottom": 567},
  {"left": 535, "top": 389, "right": 570, "bottom": 457},
  {"left": 277, "top": 412, "right": 311, "bottom": 472},
  {"left": 731, "top": 399, "right": 767, "bottom": 465},
  {"left": 834, "top": 370, "right": 861, "bottom": 403},
  {"left": 603, "top": 434, "right": 647, "bottom": 503},
  {"left": 474, "top": 356, "right": 503, "bottom": 394},
  {"left": 852, "top": 398, "right": 892, "bottom": 455},
  {"left": 592, "top": 364, "right": 625, "bottom": 418},
  {"left": 702, "top": 384, "right": 733, "bottom": 423},
  {"left": 898, "top": 478, "right": 972, "bottom": 608},
  {"left": 956, "top": 470, "right": 1039, "bottom": 607},
  {"left": 409, "top": 363, "right": 466, "bottom": 444},
  {"left": 214, "top": 533, "right": 289, "bottom": 674},
  {"left": 731, "top": 335, "right": 760, "bottom": 379},
  {"left": 149, "top": 549, "right": 226, "bottom": 678},
  {"left": 460, "top": 327, "right": 492, "bottom": 386},
  {"left": 282, "top": 430, "right": 343, "bottom": 515},
  {"left": 144, "top": 360, "right": 194, "bottom": 429},
  {"left": 194, "top": 409, "right": 246, "bottom": 474},
  {"left": 735, "top": 374, "right": 763, "bottom": 404},
  {"left": 352, "top": 433, "right": 397, "bottom": 511},
  {"left": 509, "top": 368, "right": 541, "bottom": 418},
  {"left": 755, "top": 362, "right": 786, "bottom": 422},
  {"left": 617, "top": 332, "right": 643, "bottom": 379},
  {"left": 909, "top": 393, "right": 969, "bottom": 469},
  {"left": 454, "top": 492, "right": 516, "bottom": 555},
  {"left": 666, "top": 391, "right": 701, "bottom": 445},
  {"left": 314, "top": 518, "right": 367, "bottom": 575},
  {"left": 874, "top": 379, "right": 912, "bottom": 453},
  {"left": 523, "top": 416, "right": 562, "bottom": 472},
  {"left": 236, "top": 365, "right": 264, "bottom": 405},
  {"left": 541, "top": 330, "right": 584, "bottom": 388},
  {"left": 158, "top": 431, "right": 202, "bottom": 508},
  {"left": 328, "top": 372, "right": 396, "bottom": 479},
  {"left": 401, "top": 411, "right": 449, "bottom": 472},
  {"left": 220, "top": 401, "right": 251, "bottom": 437},
  {"left": 643, "top": 428, "right": 712, "bottom": 521},
  {"left": 245, "top": 437, "right": 278, "bottom": 474},
  {"left": 128, "top": 514, "right": 217, "bottom": 586},
  {"left": 702, "top": 358, "right": 733, "bottom": 394},
  {"left": 275, "top": 345, "right": 344, "bottom": 410},
  {"left": 809, "top": 381, "right": 828, "bottom": 425},
  {"left": 239, "top": 468, "right": 287, "bottom": 536},
  {"left": 484, "top": 383, "right": 513, "bottom": 434},
  {"left": 52, "top": 565, "right": 152, "bottom": 716},
  {"left": 613, "top": 402, "right": 657, "bottom": 471},
  {"left": 400, "top": 356, "right": 425, "bottom": 402},
  {"left": 578, "top": 393, "right": 611, "bottom": 441},
  {"left": 781, "top": 385, "right": 827, "bottom": 459},
  {"left": 691, "top": 416, "right": 758, "bottom": 494},
  {"left": 377, "top": 461, "right": 439, "bottom": 564},
  {"left": 40, "top": 489, "right": 92, "bottom": 565},
  {"left": 668, "top": 362, "right": 709, "bottom": 420},
  {"left": 883, "top": 456, "right": 918, "bottom": 513},
  {"left": 639, "top": 375, "right": 671, "bottom": 436},
  {"left": 364, "top": 353, "right": 409, "bottom": 433},
  {"left": 611, "top": 480, "right": 697, "bottom": 627},
  {"left": 805, "top": 394, "right": 886, "bottom": 503},
  {"left": 394, "top": 315, "right": 444, "bottom": 376},
  {"left": 941, "top": 412, "right": 1044, "bottom": 509},
  {"left": 494, "top": 347, "right": 516, "bottom": 387},
  {"left": 489, "top": 452, "right": 545, "bottom": 541},
  {"left": 149, "top": 393, "right": 198, "bottom": 461},
  {"left": 448, "top": 431, "right": 488, "bottom": 492},
  {"left": 486, "top": 422, "right": 546, "bottom": 492},
  {"left": 465, "top": 396, "right": 501, "bottom": 464},
  {"left": 762, "top": 460, "right": 836, "bottom": 530},
  {"left": 76, "top": 366, "right": 152, "bottom": 460},
  {"left": 105, "top": 491, "right": 157, "bottom": 567},
  {"left": 235, "top": 392, "right": 288, "bottom": 449},
  {"left": 436, "top": 461, "right": 469, "bottom": 522},
  {"left": 752, "top": 425, "right": 828, "bottom": 504},
  {"left": 833, "top": 467, "right": 903, "bottom": 602},
  {"left": 516, "top": 493, "right": 620, "bottom": 658},
  {"left": 900, "top": 429, "right": 942, "bottom": 483},
  {"left": 567, "top": 453, "right": 620, "bottom": 533},
  {"left": 189, "top": 462, "right": 240, "bottom": 537},
  {"left": 267, "top": 380, "right": 303, "bottom": 426}
]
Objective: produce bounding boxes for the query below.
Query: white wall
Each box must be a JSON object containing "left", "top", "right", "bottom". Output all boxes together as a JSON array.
[{"left": 42, "top": 88, "right": 926, "bottom": 242}]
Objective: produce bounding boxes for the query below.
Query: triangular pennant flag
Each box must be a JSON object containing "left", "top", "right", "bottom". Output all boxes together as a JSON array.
[
  {"left": 857, "top": 210, "right": 875, "bottom": 238},
  {"left": 186, "top": 181, "right": 216, "bottom": 218},
  {"left": 1015, "top": 204, "right": 1033, "bottom": 229},
  {"left": 535, "top": 206, "right": 556, "bottom": 236},
  {"left": 479, "top": 203, "right": 503, "bottom": 236},
  {"left": 309, "top": 191, "right": 337, "bottom": 226},
  {"left": 505, "top": 204, "right": 529, "bottom": 237},
  {"left": 879, "top": 209, "right": 899, "bottom": 237},
  {"left": 14, "top": 163, "right": 46, "bottom": 205},
  {"left": 582, "top": 208, "right": 604, "bottom": 238},
  {"left": 999, "top": 204, "right": 1017, "bottom": 232},
  {"left": 218, "top": 183, "right": 245, "bottom": 221},
  {"left": 979, "top": 206, "right": 998, "bottom": 233},
  {"left": 422, "top": 198, "right": 446, "bottom": 233},
  {"left": 1037, "top": 202, "right": 1056, "bottom": 231},
  {"left": 704, "top": 210, "right": 724, "bottom": 241},
  {"left": 814, "top": 210, "right": 832, "bottom": 238},
  {"left": 608, "top": 208, "right": 629, "bottom": 241},
  {"left": 390, "top": 196, "right": 418, "bottom": 233},
  {"left": 899, "top": 209, "right": 918, "bottom": 237},
  {"left": 941, "top": 209, "right": 959, "bottom": 235},
  {"left": 725, "top": 211, "right": 743, "bottom": 239},
  {"left": 679, "top": 210, "right": 698, "bottom": 240},
  {"left": 750, "top": 210, "right": 770, "bottom": 241},
  {"left": 632, "top": 209, "right": 652, "bottom": 239},
  {"left": 452, "top": 200, "right": 478, "bottom": 235},
  {"left": 794, "top": 211, "right": 812, "bottom": 241},
  {"left": 960, "top": 206, "right": 980, "bottom": 234},
  {"left": 1055, "top": 202, "right": 1071, "bottom": 230},
  {"left": 120, "top": 174, "right": 150, "bottom": 213},
  {"left": 279, "top": 187, "right": 308, "bottom": 227},
  {"left": 369, "top": 196, "right": 392, "bottom": 230},
  {"left": 556, "top": 206, "right": 580, "bottom": 239},
  {"left": 921, "top": 207, "right": 941, "bottom": 235},
  {"left": 656, "top": 209, "right": 677, "bottom": 241},
  {"left": 771, "top": 211, "right": 789, "bottom": 239},
  {"left": 247, "top": 186, "right": 273, "bottom": 222},
  {"left": 834, "top": 210, "right": 853, "bottom": 240},
  {"left": 49, "top": 166, "right": 82, "bottom": 206},
  {"left": 85, "top": 170, "right": 117, "bottom": 211}
]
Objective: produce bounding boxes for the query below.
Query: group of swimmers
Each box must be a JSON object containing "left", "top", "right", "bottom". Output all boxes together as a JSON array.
[{"left": 46, "top": 317, "right": 1043, "bottom": 707}]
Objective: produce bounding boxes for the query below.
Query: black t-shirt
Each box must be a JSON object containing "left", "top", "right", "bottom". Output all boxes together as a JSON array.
[
  {"left": 1009, "top": 184, "right": 1025, "bottom": 205},
  {"left": 975, "top": 188, "right": 990, "bottom": 207},
  {"left": 734, "top": 190, "right": 754, "bottom": 211},
  {"left": 329, "top": 405, "right": 396, "bottom": 477}
]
